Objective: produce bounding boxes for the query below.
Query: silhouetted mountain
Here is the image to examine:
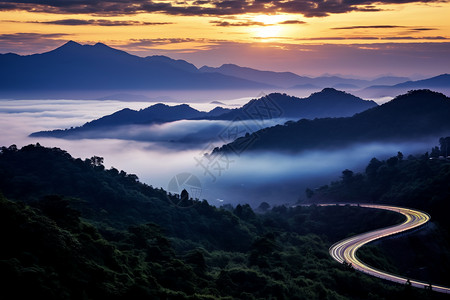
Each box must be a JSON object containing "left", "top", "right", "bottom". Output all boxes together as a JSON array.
[
  {"left": 200, "top": 64, "right": 410, "bottom": 89},
  {"left": 0, "top": 41, "right": 270, "bottom": 97},
  {"left": 30, "top": 89, "right": 376, "bottom": 139},
  {"left": 394, "top": 74, "right": 450, "bottom": 89},
  {"left": 213, "top": 90, "right": 450, "bottom": 154},
  {"left": 370, "top": 76, "right": 411, "bottom": 86},
  {"left": 210, "top": 88, "right": 377, "bottom": 120},
  {"left": 357, "top": 74, "right": 450, "bottom": 98},
  {"left": 200, "top": 64, "right": 311, "bottom": 88},
  {"left": 30, "top": 103, "right": 232, "bottom": 138}
]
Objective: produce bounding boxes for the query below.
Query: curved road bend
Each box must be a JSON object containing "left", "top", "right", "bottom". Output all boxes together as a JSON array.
[{"left": 326, "top": 203, "right": 450, "bottom": 294}]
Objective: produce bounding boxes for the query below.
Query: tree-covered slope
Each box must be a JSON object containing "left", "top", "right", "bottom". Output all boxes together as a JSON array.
[
  {"left": 0, "top": 143, "right": 447, "bottom": 299},
  {"left": 214, "top": 90, "right": 450, "bottom": 153}
]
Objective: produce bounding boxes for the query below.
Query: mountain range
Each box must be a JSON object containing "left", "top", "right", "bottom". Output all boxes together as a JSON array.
[
  {"left": 358, "top": 74, "right": 450, "bottom": 98},
  {"left": 199, "top": 64, "right": 410, "bottom": 89},
  {"left": 30, "top": 88, "right": 376, "bottom": 139},
  {"left": 213, "top": 89, "right": 450, "bottom": 154},
  {"left": 1, "top": 41, "right": 448, "bottom": 99},
  {"left": 0, "top": 41, "right": 268, "bottom": 97}
]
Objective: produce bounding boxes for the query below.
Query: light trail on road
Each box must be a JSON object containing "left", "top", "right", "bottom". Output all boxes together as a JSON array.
[{"left": 327, "top": 203, "right": 450, "bottom": 294}]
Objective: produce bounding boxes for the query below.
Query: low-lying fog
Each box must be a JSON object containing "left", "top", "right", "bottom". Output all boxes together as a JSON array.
[{"left": 0, "top": 97, "right": 436, "bottom": 208}]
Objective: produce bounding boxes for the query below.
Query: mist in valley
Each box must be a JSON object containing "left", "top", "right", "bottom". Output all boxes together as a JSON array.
[{"left": 0, "top": 97, "right": 439, "bottom": 208}]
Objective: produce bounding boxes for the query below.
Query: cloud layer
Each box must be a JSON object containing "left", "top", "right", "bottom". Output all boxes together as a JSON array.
[
  {"left": 31, "top": 19, "right": 173, "bottom": 26},
  {"left": 0, "top": 98, "right": 440, "bottom": 207},
  {"left": 0, "top": 0, "right": 446, "bottom": 17}
]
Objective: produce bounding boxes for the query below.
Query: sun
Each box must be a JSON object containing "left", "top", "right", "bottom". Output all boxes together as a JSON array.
[
  {"left": 251, "top": 14, "right": 287, "bottom": 39},
  {"left": 253, "top": 25, "right": 282, "bottom": 38}
]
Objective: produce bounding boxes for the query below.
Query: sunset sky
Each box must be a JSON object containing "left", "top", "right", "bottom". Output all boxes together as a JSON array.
[{"left": 1, "top": 0, "right": 449, "bottom": 77}]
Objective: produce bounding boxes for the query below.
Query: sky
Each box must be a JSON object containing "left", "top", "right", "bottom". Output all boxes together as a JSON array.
[{"left": 0, "top": 0, "right": 449, "bottom": 77}]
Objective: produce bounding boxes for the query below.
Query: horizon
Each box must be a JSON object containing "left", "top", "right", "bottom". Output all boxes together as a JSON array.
[
  {"left": 2, "top": 39, "right": 449, "bottom": 82},
  {"left": 1, "top": 0, "right": 449, "bottom": 77}
]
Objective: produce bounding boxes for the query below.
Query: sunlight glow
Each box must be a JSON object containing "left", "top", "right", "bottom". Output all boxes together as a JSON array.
[
  {"left": 252, "top": 14, "right": 289, "bottom": 25},
  {"left": 253, "top": 25, "right": 282, "bottom": 38}
]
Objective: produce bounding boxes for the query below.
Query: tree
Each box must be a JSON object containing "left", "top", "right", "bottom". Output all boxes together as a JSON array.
[
  {"left": 180, "top": 189, "right": 189, "bottom": 201},
  {"left": 386, "top": 156, "right": 398, "bottom": 167},
  {"left": 305, "top": 188, "right": 314, "bottom": 199},
  {"left": 90, "top": 156, "right": 104, "bottom": 167},
  {"left": 397, "top": 151, "right": 404, "bottom": 161},
  {"left": 439, "top": 137, "right": 450, "bottom": 156},
  {"left": 365, "top": 158, "right": 382, "bottom": 179},
  {"left": 258, "top": 202, "right": 271, "bottom": 212},
  {"left": 342, "top": 169, "right": 354, "bottom": 183},
  {"left": 430, "top": 146, "right": 440, "bottom": 158}
]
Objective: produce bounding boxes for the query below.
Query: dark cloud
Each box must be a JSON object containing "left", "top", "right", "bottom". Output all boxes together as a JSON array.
[
  {"left": 411, "top": 27, "right": 437, "bottom": 31},
  {"left": 124, "top": 38, "right": 202, "bottom": 48},
  {"left": 279, "top": 20, "right": 307, "bottom": 25},
  {"left": 333, "top": 25, "right": 405, "bottom": 30},
  {"left": 0, "top": 32, "right": 68, "bottom": 42},
  {"left": 210, "top": 20, "right": 267, "bottom": 26},
  {"left": 382, "top": 36, "right": 446, "bottom": 39},
  {"left": 0, "top": 0, "right": 446, "bottom": 17},
  {"left": 291, "top": 35, "right": 447, "bottom": 41},
  {"left": 333, "top": 25, "right": 439, "bottom": 31},
  {"left": 32, "top": 19, "right": 173, "bottom": 26},
  {"left": 210, "top": 19, "right": 306, "bottom": 26},
  {"left": 292, "top": 36, "right": 379, "bottom": 40}
]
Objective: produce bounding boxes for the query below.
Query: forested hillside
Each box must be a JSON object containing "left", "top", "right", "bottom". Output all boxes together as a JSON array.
[
  {"left": 214, "top": 90, "right": 450, "bottom": 154},
  {"left": 0, "top": 143, "right": 448, "bottom": 299}
]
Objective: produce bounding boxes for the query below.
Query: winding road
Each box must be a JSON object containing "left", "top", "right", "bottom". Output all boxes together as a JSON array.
[{"left": 326, "top": 203, "right": 450, "bottom": 294}]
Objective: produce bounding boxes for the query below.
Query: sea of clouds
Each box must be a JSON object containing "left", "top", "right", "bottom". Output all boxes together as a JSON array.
[{"left": 0, "top": 97, "right": 436, "bottom": 207}]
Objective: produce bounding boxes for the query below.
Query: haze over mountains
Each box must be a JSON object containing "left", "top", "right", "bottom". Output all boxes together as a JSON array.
[
  {"left": 214, "top": 90, "right": 450, "bottom": 154},
  {"left": 30, "top": 88, "right": 376, "bottom": 140},
  {"left": 359, "top": 74, "right": 450, "bottom": 98},
  {"left": 1, "top": 41, "right": 448, "bottom": 99},
  {"left": 199, "top": 64, "right": 410, "bottom": 89}
]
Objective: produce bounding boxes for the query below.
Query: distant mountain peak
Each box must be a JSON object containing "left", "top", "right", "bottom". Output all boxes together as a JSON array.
[
  {"left": 64, "top": 40, "right": 81, "bottom": 47},
  {"left": 94, "top": 42, "right": 108, "bottom": 47},
  {"left": 319, "top": 87, "right": 339, "bottom": 93},
  {"left": 55, "top": 40, "right": 82, "bottom": 50},
  {"left": 212, "top": 89, "right": 450, "bottom": 154},
  {"left": 309, "top": 87, "right": 364, "bottom": 100},
  {"left": 388, "top": 89, "right": 447, "bottom": 105}
]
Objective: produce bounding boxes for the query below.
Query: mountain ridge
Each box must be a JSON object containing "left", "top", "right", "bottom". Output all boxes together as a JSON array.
[
  {"left": 2, "top": 40, "right": 448, "bottom": 100},
  {"left": 213, "top": 89, "right": 450, "bottom": 154},
  {"left": 357, "top": 74, "right": 450, "bottom": 98},
  {"left": 199, "top": 63, "right": 413, "bottom": 89},
  {"left": 0, "top": 41, "right": 271, "bottom": 94},
  {"left": 30, "top": 88, "right": 377, "bottom": 139}
]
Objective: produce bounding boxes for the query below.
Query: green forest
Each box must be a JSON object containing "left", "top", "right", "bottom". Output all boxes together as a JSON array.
[{"left": 0, "top": 141, "right": 449, "bottom": 299}]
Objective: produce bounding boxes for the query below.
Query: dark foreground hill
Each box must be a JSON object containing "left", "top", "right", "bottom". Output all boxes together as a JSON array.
[
  {"left": 0, "top": 143, "right": 446, "bottom": 299},
  {"left": 214, "top": 89, "right": 450, "bottom": 154}
]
